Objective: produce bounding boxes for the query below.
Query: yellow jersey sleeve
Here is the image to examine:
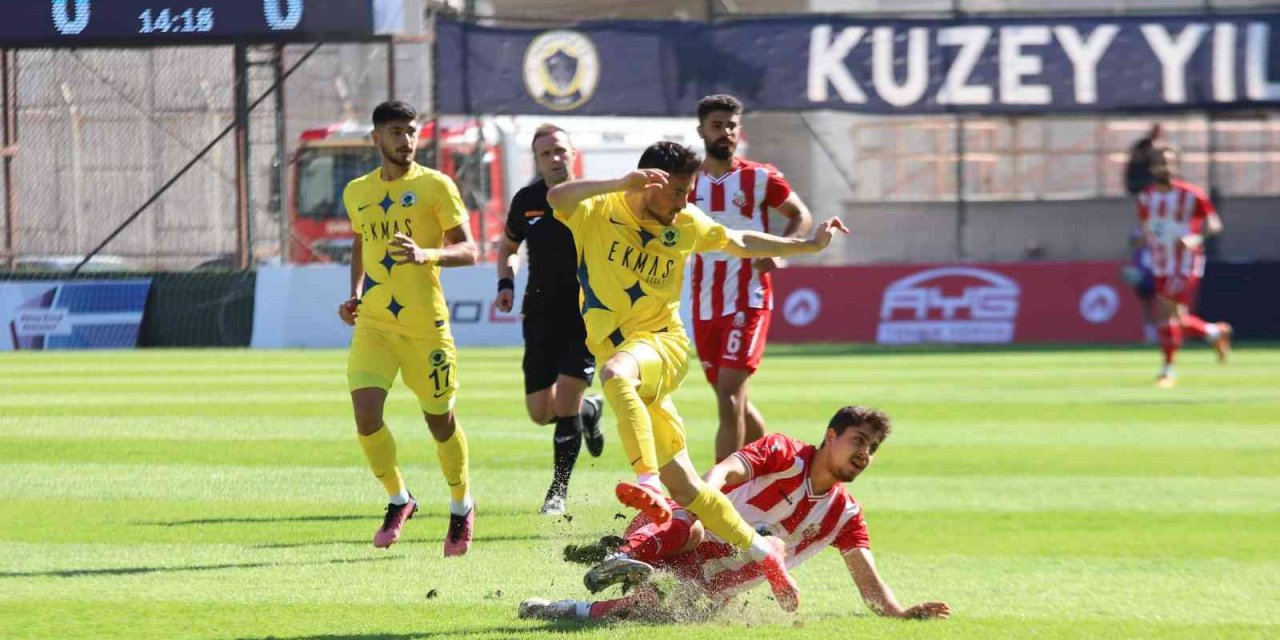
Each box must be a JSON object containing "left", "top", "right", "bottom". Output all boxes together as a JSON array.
[
  {"left": 686, "top": 205, "right": 730, "bottom": 253},
  {"left": 554, "top": 193, "right": 606, "bottom": 237},
  {"left": 342, "top": 182, "right": 359, "bottom": 222},
  {"left": 433, "top": 174, "right": 469, "bottom": 232}
]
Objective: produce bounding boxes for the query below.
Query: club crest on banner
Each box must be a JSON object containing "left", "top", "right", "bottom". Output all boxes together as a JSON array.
[{"left": 523, "top": 30, "right": 600, "bottom": 111}]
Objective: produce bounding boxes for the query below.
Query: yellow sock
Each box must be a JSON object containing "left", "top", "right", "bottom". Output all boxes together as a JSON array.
[
  {"left": 357, "top": 424, "right": 405, "bottom": 498},
  {"left": 434, "top": 425, "right": 469, "bottom": 502},
  {"left": 686, "top": 483, "right": 756, "bottom": 550},
  {"left": 602, "top": 376, "right": 658, "bottom": 475}
]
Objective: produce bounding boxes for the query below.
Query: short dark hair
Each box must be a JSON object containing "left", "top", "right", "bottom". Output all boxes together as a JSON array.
[
  {"left": 372, "top": 101, "right": 417, "bottom": 127},
  {"left": 637, "top": 141, "right": 701, "bottom": 176},
  {"left": 825, "top": 406, "right": 892, "bottom": 453},
  {"left": 697, "top": 94, "right": 743, "bottom": 123},
  {"left": 531, "top": 123, "right": 569, "bottom": 153}
]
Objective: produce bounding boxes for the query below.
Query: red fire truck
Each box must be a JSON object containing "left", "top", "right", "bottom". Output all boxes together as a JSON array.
[{"left": 285, "top": 117, "right": 701, "bottom": 264}]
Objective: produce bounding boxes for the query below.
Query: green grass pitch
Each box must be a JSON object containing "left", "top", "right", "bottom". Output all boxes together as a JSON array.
[{"left": 1, "top": 344, "right": 1277, "bottom": 639}]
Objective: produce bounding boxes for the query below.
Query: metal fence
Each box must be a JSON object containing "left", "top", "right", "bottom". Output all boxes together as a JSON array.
[{"left": 0, "top": 41, "right": 403, "bottom": 271}]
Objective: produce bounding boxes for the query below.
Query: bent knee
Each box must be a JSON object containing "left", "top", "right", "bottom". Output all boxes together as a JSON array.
[
  {"left": 527, "top": 407, "right": 554, "bottom": 425},
  {"left": 600, "top": 355, "right": 639, "bottom": 384},
  {"left": 351, "top": 394, "right": 385, "bottom": 434},
  {"left": 353, "top": 411, "right": 383, "bottom": 435},
  {"left": 525, "top": 392, "right": 554, "bottom": 425}
]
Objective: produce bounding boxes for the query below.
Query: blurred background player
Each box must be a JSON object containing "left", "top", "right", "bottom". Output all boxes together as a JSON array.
[
  {"left": 1135, "top": 146, "right": 1232, "bottom": 388},
  {"left": 337, "top": 101, "right": 477, "bottom": 555},
  {"left": 1121, "top": 226, "right": 1158, "bottom": 344},
  {"left": 518, "top": 406, "right": 951, "bottom": 622},
  {"left": 494, "top": 124, "right": 605, "bottom": 515},
  {"left": 690, "top": 95, "right": 813, "bottom": 462},
  {"left": 547, "top": 141, "right": 849, "bottom": 612},
  {"left": 1122, "top": 123, "right": 1164, "bottom": 344}
]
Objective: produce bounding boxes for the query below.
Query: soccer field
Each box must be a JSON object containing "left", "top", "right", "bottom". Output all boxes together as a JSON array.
[{"left": 1, "top": 345, "right": 1277, "bottom": 640}]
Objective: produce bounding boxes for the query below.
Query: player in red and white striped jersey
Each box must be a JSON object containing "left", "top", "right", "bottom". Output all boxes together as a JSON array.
[
  {"left": 1135, "top": 146, "right": 1232, "bottom": 388},
  {"left": 689, "top": 95, "right": 815, "bottom": 462},
  {"left": 519, "top": 406, "right": 951, "bottom": 622}
]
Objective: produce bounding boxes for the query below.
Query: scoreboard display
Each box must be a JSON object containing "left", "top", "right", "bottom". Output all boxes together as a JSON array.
[{"left": 1, "top": 0, "right": 376, "bottom": 46}]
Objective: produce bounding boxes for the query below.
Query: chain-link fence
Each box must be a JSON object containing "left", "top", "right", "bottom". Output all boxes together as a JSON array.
[{"left": 0, "top": 40, "right": 406, "bottom": 272}]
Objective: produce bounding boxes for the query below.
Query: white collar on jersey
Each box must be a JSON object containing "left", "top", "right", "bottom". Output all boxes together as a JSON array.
[{"left": 804, "top": 474, "right": 835, "bottom": 500}]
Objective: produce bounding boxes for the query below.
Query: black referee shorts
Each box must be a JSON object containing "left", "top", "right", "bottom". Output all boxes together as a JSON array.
[{"left": 521, "top": 291, "right": 595, "bottom": 395}]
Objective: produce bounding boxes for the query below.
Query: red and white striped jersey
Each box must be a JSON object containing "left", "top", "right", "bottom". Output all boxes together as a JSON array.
[
  {"left": 693, "top": 433, "right": 870, "bottom": 598},
  {"left": 689, "top": 158, "right": 792, "bottom": 321},
  {"left": 1136, "top": 180, "right": 1214, "bottom": 278}
]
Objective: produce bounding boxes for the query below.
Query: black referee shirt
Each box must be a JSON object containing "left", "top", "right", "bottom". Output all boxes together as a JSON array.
[{"left": 504, "top": 179, "right": 580, "bottom": 299}]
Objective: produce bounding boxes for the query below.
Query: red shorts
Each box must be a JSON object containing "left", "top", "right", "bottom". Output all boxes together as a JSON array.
[
  {"left": 1155, "top": 274, "right": 1201, "bottom": 306},
  {"left": 622, "top": 501, "right": 761, "bottom": 600},
  {"left": 693, "top": 309, "right": 771, "bottom": 384}
]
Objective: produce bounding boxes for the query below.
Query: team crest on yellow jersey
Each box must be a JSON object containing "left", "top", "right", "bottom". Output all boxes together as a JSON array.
[
  {"left": 400, "top": 191, "right": 417, "bottom": 207},
  {"left": 660, "top": 227, "right": 680, "bottom": 247}
]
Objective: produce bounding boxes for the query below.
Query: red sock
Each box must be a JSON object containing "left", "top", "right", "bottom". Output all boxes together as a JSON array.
[
  {"left": 1158, "top": 319, "right": 1182, "bottom": 366},
  {"left": 1181, "top": 314, "right": 1209, "bottom": 340},
  {"left": 589, "top": 598, "right": 628, "bottom": 620},
  {"left": 618, "top": 517, "right": 692, "bottom": 563},
  {"left": 589, "top": 589, "right": 658, "bottom": 619}
]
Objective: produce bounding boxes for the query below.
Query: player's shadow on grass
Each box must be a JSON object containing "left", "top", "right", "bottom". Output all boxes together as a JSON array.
[
  {"left": 236, "top": 624, "right": 598, "bottom": 639},
  {"left": 252, "top": 534, "right": 559, "bottom": 550},
  {"left": 143, "top": 507, "right": 540, "bottom": 528},
  {"left": 142, "top": 515, "right": 369, "bottom": 526},
  {"left": 0, "top": 555, "right": 396, "bottom": 579}
]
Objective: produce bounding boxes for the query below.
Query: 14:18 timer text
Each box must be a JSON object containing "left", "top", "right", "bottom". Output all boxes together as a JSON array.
[{"left": 138, "top": 8, "right": 215, "bottom": 34}]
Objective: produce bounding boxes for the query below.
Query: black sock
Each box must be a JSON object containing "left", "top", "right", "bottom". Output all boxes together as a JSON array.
[{"left": 550, "top": 414, "right": 583, "bottom": 497}]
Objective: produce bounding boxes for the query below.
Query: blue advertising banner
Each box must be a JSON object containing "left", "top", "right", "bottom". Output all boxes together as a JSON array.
[
  {"left": 435, "top": 13, "right": 1280, "bottom": 116},
  {"left": 1, "top": 280, "right": 151, "bottom": 350}
]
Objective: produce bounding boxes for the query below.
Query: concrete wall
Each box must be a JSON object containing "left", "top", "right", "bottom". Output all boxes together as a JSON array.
[{"left": 839, "top": 197, "right": 1280, "bottom": 265}]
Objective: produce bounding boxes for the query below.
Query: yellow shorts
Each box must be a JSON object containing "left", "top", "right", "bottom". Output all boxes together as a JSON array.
[
  {"left": 347, "top": 322, "right": 458, "bottom": 415},
  {"left": 647, "top": 394, "right": 686, "bottom": 469},
  {"left": 611, "top": 331, "right": 692, "bottom": 467}
]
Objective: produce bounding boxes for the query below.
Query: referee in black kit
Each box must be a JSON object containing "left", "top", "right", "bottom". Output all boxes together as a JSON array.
[{"left": 495, "top": 124, "right": 605, "bottom": 515}]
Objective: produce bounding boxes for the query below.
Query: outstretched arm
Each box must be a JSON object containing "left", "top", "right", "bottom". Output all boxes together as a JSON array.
[
  {"left": 547, "top": 169, "right": 669, "bottom": 216},
  {"left": 702, "top": 453, "right": 751, "bottom": 493},
  {"left": 843, "top": 548, "right": 951, "bottom": 620},
  {"left": 753, "top": 192, "right": 815, "bottom": 274},
  {"left": 722, "top": 217, "right": 848, "bottom": 259}
]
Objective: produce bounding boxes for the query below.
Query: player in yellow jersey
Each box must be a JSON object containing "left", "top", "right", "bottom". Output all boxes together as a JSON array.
[
  {"left": 547, "top": 141, "right": 848, "bottom": 611},
  {"left": 336, "top": 101, "right": 477, "bottom": 556}
]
